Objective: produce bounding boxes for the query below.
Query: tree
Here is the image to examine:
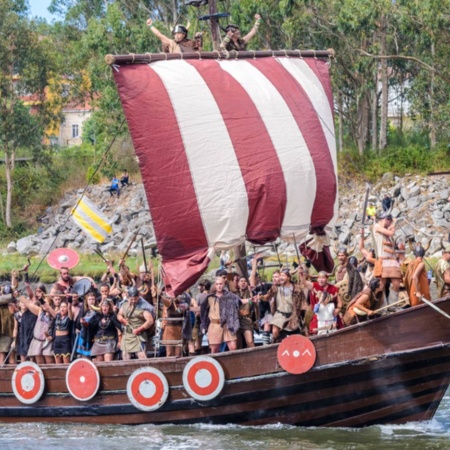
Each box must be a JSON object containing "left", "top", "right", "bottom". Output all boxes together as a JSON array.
[{"left": 0, "top": 0, "right": 62, "bottom": 228}]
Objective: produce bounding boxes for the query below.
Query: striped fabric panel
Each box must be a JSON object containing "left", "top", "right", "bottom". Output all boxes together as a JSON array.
[
  {"left": 71, "top": 196, "right": 112, "bottom": 243},
  {"left": 113, "top": 58, "right": 337, "bottom": 295}
]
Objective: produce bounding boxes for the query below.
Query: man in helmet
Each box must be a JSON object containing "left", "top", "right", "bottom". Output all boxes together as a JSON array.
[
  {"left": 220, "top": 14, "right": 261, "bottom": 52},
  {"left": 135, "top": 263, "right": 156, "bottom": 305},
  {"left": 146, "top": 18, "right": 202, "bottom": 53},
  {"left": 118, "top": 286, "right": 155, "bottom": 360}
]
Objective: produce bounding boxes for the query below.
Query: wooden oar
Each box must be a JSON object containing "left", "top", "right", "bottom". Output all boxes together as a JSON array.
[
  {"left": 354, "top": 296, "right": 410, "bottom": 316},
  {"left": 420, "top": 296, "right": 450, "bottom": 321},
  {"left": 312, "top": 324, "right": 336, "bottom": 333}
]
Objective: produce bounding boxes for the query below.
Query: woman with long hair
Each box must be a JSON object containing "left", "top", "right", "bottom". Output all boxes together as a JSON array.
[
  {"left": 52, "top": 300, "right": 73, "bottom": 364},
  {"left": 90, "top": 300, "right": 122, "bottom": 362}
]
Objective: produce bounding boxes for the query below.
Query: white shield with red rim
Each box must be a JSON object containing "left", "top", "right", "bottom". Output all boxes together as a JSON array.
[
  {"left": 66, "top": 359, "right": 100, "bottom": 401},
  {"left": 12, "top": 362, "right": 45, "bottom": 404},
  {"left": 127, "top": 367, "right": 169, "bottom": 411},
  {"left": 182, "top": 356, "right": 225, "bottom": 401},
  {"left": 47, "top": 247, "right": 80, "bottom": 270}
]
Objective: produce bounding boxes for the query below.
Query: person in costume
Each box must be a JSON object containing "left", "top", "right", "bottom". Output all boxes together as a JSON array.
[
  {"left": 300, "top": 271, "right": 343, "bottom": 335},
  {"left": 20, "top": 295, "right": 56, "bottom": 365},
  {"left": 236, "top": 276, "right": 255, "bottom": 349},
  {"left": 135, "top": 264, "right": 157, "bottom": 306},
  {"left": 404, "top": 245, "right": 430, "bottom": 307},
  {"left": 373, "top": 213, "right": 402, "bottom": 305},
  {"left": 76, "top": 291, "right": 98, "bottom": 358},
  {"left": 160, "top": 292, "right": 191, "bottom": 357},
  {"left": 118, "top": 287, "right": 155, "bottom": 360},
  {"left": 146, "top": 19, "right": 202, "bottom": 53},
  {"left": 358, "top": 227, "right": 377, "bottom": 286},
  {"left": 334, "top": 246, "right": 364, "bottom": 313},
  {"left": 220, "top": 14, "right": 261, "bottom": 51},
  {"left": 52, "top": 300, "right": 73, "bottom": 364},
  {"left": 343, "top": 278, "right": 384, "bottom": 326},
  {"left": 435, "top": 244, "right": 450, "bottom": 298},
  {"left": 50, "top": 266, "right": 92, "bottom": 296},
  {"left": 188, "top": 280, "right": 210, "bottom": 355},
  {"left": 90, "top": 299, "right": 122, "bottom": 362},
  {"left": 263, "top": 269, "right": 310, "bottom": 342},
  {"left": 11, "top": 298, "right": 36, "bottom": 363},
  {"left": 200, "top": 277, "right": 241, "bottom": 353},
  {"left": 0, "top": 284, "right": 15, "bottom": 365}
]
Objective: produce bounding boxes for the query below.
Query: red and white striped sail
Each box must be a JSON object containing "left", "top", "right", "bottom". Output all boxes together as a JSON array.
[{"left": 113, "top": 57, "right": 337, "bottom": 295}]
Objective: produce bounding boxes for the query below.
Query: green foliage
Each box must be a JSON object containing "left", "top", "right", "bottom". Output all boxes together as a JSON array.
[
  {"left": 338, "top": 141, "right": 450, "bottom": 182},
  {"left": 86, "top": 165, "right": 100, "bottom": 184}
]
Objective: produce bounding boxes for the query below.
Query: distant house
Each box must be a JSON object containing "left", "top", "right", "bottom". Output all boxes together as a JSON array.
[
  {"left": 15, "top": 75, "right": 94, "bottom": 148},
  {"left": 49, "top": 98, "right": 93, "bottom": 147}
]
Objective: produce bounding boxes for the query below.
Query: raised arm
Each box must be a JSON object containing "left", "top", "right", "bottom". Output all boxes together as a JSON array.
[
  {"left": 146, "top": 18, "right": 173, "bottom": 47},
  {"left": 242, "top": 14, "right": 261, "bottom": 44},
  {"left": 19, "top": 295, "right": 41, "bottom": 316},
  {"left": 359, "top": 228, "right": 376, "bottom": 263},
  {"left": 299, "top": 271, "right": 314, "bottom": 291}
]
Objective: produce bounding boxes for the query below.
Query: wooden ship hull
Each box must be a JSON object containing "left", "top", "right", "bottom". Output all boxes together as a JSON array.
[{"left": 1, "top": 297, "right": 450, "bottom": 427}]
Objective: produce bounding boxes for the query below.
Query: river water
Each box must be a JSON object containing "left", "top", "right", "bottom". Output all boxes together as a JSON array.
[{"left": 1, "top": 391, "right": 450, "bottom": 450}]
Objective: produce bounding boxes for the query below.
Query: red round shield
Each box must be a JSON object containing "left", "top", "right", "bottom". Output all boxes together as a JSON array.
[
  {"left": 127, "top": 368, "right": 169, "bottom": 411},
  {"left": 12, "top": 362, "right": 45, "bottom": 404},
  {"left": 182, "top": 356, "right": 225, "bottom": 401},
  {"left": 47, "top": 248, "right": 80, "bottom": 270},
  {"left": 277, "top": 335, "right": 317, "bottom": 374},
  {"left": 66, "top": 359, "right": 100, "bottom": 401}
]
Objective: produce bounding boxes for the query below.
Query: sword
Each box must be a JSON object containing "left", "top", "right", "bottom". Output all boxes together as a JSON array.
[
  {"left": 0, "top": 340, "right": 15, "bottom": 367},
  {"left": 121, "top": 228, "right": 140, "bottom": 261},
  {"left": 70, "top": 332, "right": 80, "bottom": 362}
]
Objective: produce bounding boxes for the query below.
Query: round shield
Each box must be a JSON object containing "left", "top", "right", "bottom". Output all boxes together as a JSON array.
[
  {"left": 66, "top": 359, "right": 100, "bottom": 401},
  {"left": 47, "top": 248, "right": 80, "bottom": 270},
  {"left": 182, "top": 356, "right": 225, "bottom": 401},
  {"left": 71, "top": 278, "right": 93, "bottom": 297},
  {"left": 277, "top": 335, "right": 317, "bottom": 375},
  {"left": 12, "top": 362, "right": 45, "bottom": 404},
  {"left": 127, "top": 367, "right": 169, "bottom": 412}
]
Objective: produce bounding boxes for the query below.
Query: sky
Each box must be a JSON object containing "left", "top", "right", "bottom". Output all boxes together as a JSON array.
[{"left": 28, "top": 0, "right": 57, "bottom": 21}]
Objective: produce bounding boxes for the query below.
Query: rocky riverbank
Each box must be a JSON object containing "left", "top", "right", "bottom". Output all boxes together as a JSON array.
[{"left": 3, "top": 172, "right": 450, "bottom": 259}]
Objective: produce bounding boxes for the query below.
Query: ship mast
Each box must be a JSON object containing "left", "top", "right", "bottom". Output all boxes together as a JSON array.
[{"left": 207, "top": 0, "right": 221, "bottom": 51}]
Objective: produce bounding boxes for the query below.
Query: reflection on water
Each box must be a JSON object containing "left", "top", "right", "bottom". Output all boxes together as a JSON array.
[{"left": 2, "top": 392, "right": 450, "bottom": 450}]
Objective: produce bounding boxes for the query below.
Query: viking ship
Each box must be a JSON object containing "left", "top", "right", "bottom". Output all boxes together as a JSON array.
[{"left": 1, "top": 49, "right": 450, "bottom": 427}]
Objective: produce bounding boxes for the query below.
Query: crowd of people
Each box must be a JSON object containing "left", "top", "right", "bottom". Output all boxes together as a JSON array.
[{"left": 0, "top": 211, "right": 449, "bottom": 366}]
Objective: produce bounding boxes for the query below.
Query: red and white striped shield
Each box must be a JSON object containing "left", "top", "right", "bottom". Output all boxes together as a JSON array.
[
  {"left": 12, "top": 362, "right": 45, "bottom": 404},
  {"left": 127, "top": 367, "right": 169, "bottom": 411},
  {"left": 66, "top": 359, "right": 100, "bottom": 401},
  {"left": 113, "top": 57, "right": 337, "bottom": 295},
  {"left": 182, "top": 356, "right": 225, "bottom": 401}
]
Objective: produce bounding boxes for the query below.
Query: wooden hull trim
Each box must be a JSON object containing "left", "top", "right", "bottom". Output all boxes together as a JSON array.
[{"left": 0, "top": 344, "right": 449, "bottom": 427}]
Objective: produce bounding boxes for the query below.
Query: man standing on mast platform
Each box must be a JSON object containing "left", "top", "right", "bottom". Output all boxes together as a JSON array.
[
  {"left": 146, "top": 18, "right": 202, "bottom": 53},
  {"left": 220, "top": 14, "right": 261, "bottom": 51}
]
